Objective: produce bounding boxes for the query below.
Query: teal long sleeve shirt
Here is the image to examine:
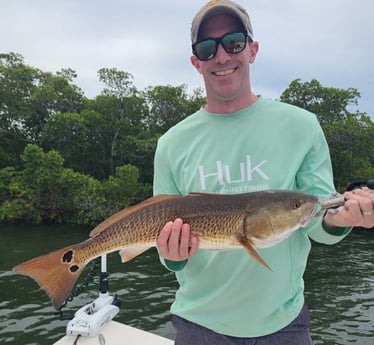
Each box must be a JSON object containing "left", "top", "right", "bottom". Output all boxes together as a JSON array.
[{"left": 153, "top": 97, "right": 350, "bottom": 337}]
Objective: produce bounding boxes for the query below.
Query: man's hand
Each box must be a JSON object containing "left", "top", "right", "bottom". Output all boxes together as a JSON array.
[
  {"left": 156, "top": 218, "right": 199, "bottom": 261},
  {"left": 324, "top": 188, "right": 374, "bottom": 229}
]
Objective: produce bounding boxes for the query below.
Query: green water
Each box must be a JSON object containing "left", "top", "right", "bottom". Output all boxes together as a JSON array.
[{"left": 0, "top": 225, "right": 373, "bottom": 345}]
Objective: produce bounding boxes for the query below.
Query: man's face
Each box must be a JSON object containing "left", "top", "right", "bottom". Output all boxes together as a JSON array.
[{"left": 191, "top": 13, "right": 258, "bottom": 111}]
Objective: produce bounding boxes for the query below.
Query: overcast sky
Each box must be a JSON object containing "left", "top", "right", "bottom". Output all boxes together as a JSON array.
[{"left": 2, "top": 0, "right": 374, "bottom": 116}]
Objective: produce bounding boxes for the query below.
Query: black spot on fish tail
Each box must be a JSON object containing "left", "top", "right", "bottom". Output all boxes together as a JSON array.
[
  {"left": 69, "top": 265, "right": 79, "bottom": 273},
  {"left": 62, "top": 250, "right": 73, "bottom": 263}
]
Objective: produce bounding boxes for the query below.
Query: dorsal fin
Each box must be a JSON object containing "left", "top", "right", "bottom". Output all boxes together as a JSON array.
[{"left": 89, "top": 194, "right": 182, "bottom": 237}]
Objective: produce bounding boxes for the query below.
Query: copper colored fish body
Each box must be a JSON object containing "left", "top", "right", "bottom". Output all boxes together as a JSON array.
[{"left": 13, "top": 190, "right": 318, "bottom": 309}]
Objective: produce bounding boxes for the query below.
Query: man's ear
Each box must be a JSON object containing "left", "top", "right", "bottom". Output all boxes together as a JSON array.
[
  {"left": 191, "top": 55, "right": 202, "bottom": 73},
  {"left": 249, "top": 41, "right": 259, "bottom": 64}
]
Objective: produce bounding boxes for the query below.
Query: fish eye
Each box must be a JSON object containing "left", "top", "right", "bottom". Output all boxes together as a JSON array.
[{"left": 292, "top": 201, "right": 301, "bottom": 209}]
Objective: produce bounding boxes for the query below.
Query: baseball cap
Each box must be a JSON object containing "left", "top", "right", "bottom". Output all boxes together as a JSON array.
[{"left": 191, "top": 0, "right": 254, "bottom": 43}]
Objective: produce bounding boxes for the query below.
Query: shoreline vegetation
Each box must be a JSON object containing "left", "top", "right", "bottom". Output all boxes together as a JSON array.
[{"left": 1, "top": 52, "right": 374, "bottom": 226}]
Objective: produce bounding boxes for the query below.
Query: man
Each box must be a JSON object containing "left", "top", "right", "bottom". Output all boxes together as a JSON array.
[{"left": 153, "top": 1, "right": 374, "bottom": 344}]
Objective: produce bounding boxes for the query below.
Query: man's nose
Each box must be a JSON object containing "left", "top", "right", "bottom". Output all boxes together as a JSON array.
[{"left": 214, "top": 43, "right": 231, "bottom": 63}]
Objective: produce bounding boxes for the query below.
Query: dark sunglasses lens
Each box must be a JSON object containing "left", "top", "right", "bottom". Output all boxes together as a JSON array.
[
  {"left": 193, "top": 32, "right": 247, "bottom": 61},
  {"left": 195, "top": 39, "right": 217, "bottom": 60},
  {"left": 222, "top": 32, "right": 246, "bottom": 54}
]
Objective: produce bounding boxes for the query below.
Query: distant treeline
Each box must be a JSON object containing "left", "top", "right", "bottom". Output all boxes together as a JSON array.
[{"left": 1, "top": 52, "right": 373, "bottom": 225}]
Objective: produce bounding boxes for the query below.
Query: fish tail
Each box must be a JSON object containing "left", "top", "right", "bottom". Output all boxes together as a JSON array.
[{"left": 13, "top": 246, "right": 85, "bottom": 309}]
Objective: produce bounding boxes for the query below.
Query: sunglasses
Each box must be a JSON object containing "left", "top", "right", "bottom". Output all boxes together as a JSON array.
[{"left": 192, "top": 31, "right": 249, "bottom": 61}]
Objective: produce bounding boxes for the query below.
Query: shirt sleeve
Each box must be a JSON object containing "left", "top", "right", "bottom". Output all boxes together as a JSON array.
[
  {"left": 296, "top": 116, "right": 352, "bottom": 244},
  {"left": 153, "top": 137, "right": 180, "bottom": 196}
]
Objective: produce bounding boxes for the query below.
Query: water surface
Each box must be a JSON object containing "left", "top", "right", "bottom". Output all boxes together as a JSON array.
[{"left": 0, "top": 225, "right": 373, "bottom": 344}]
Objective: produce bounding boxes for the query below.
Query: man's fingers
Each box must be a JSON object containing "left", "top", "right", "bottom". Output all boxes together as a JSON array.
[
  {"left": 156, "top": 219, "right": 198, "bottom": 261},
  {"left": 189, "top": 236, "right": 199, "bottom": 257},
  {"left": 156, "top": 221, "right": 173, "bottom": 258}
]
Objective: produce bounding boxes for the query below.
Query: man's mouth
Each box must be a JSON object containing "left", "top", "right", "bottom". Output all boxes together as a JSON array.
[{"left": 213, "top": 68, "right": 236, "bottom": 76}]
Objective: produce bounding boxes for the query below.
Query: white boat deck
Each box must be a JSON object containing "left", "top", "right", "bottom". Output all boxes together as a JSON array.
[{"left": 54, "top": 321, "right": 173, "bottom": 345}]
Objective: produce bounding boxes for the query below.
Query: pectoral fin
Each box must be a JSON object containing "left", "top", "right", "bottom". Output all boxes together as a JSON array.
[{"left": 237, "top": 235, "right": 272, "bottom": 271}]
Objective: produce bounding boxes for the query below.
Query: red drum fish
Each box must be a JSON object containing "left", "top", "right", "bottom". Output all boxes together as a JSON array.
[{"left": 14, "top": 190, "right": 320, "bottom": 309}]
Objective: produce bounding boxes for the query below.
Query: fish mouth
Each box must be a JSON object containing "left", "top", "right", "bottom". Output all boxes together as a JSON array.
[{"left": 300, "top": 205, "right": 319, "bottom": 227}]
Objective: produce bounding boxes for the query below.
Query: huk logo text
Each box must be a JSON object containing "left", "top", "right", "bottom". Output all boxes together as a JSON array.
[{"left": 198, "top": 155, "right": 270, "bottom": 190}]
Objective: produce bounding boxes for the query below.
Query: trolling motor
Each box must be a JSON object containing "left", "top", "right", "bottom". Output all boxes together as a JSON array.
[{"left": 66, "top": 255, "right": 120, "bottom": 338}]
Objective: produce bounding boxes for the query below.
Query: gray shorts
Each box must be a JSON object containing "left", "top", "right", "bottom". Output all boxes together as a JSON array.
[{"left": 172, "top": 304, "right": 314, "bottom": 345}]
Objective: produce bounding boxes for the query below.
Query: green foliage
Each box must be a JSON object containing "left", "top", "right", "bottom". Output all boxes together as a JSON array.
[
  {"left": 0, "top": 167, "right": 18, "bottom": 202},
  {"left": 0, "top": 53, "right": 38, "bottom": 167},
  {"left": 143, "top": 84, "right": 205, "bottom": 134},
  {"left": 281, "top": 78, "right": 374, "bottom": 191},
  {"left": 280, "top": 79, "right": 362, "bottom": 126},
  {"left": 1, "top": 53, "right": 373, "bottom": 225},
  {"left": 28, "top": 73, "right": 85, "bottom": 140},
  {"left": 98, "top": 68, "right": 136, "bottom": 98},
  {"left": 0, "top": 199, "right": 41, "bottom": 224},
  {"left": 102, "top": 164, "right": 152, "bottom": 216},
  {"left": 323, "top": 118, "right": 374, "bottom": 190},
  {"left": 40, "top": 110, "right": 110, "bottom": 178},
  {"left": 0, "top": 53, "right": 86, "bottom": 169},
  {"left": 59, "top": 168, "right": 106, "bottom": 225},
  {"left": 20, "top": 144, "right": 67, "bottom": 222},
  {"left": 0, "top": 145, "right": 150, "bottom": 225},
  {"left": 0, "top": 163, "right": 42, "bottom": 223}
]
